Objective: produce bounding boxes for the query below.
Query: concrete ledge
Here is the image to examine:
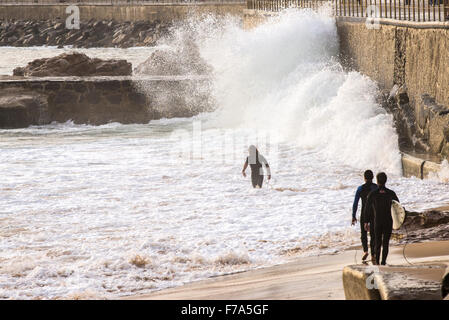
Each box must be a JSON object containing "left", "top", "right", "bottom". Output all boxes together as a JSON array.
[
  {"left": 342, "top": 266, "right": 381, "bottom": 300},
  {"left": 401, "top": 153, "right": 425, "bottom": 178},
  {"left": 343, "top": 264, "right": 446, "bottom": 300},
  {"left": 0, "top": 75, "right": 210, "bottom": 127},
  {"left": 374, "top": 265, "right": 445, "bottom": 300},
  {"left": 423, "top": 160, "right": 442, "bottom": 179},
  {"left": 401, "top": 153, "right": 441, "bottom": 179}
]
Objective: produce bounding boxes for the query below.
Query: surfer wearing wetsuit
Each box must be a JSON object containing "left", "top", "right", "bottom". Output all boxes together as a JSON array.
[
  {"left": 242, "top": 145, "right": 271, "bottom": 188},
  {"left": 364, "top": 172, "right": 399, "bottom": 266},
  {"left": 352, "top": 170, "right": 378, "bottom": 263}
]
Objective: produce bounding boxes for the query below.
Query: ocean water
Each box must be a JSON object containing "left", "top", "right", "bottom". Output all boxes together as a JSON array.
[{"left": 1, "top": 9, "right": 448, "bottom": 299}]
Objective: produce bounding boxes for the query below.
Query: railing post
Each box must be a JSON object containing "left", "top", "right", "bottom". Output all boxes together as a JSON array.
[
  {"left": 379, "top": 0, "right": 382, "bottom": 18},
  {"left": 444, "top": 0, "right": 447, "bottom": 20},
  {"left": 394, "top": 0, "right": 396, "bottom": 19},
  {"left": 432, "top": 0, "right": 435, "bottom": 21},
  {"left": 413, "top": 0, "right": 416, "bottom": 20},
  {"left": 408, "top": 0, "right": 411, "bottom": 20},
  {"left": 372, "top": 0, "right": 376, "bottom": 18}
]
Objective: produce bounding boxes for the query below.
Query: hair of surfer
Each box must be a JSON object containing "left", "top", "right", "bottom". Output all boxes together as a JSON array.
[
  {"left": 248, "top": 145, "right": 258, "bottom": 164},
  {"left": 364, "top": 170, "right": 374, "bottom": 181},
  {"left": 376, "top": 172, "right": 387, "bottom": 186}
]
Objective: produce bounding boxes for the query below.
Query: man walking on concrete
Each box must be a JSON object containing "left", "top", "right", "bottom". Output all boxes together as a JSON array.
[
  {"left": 364, "top": 172, "right": 399, "bottom": 266},
  {"left": 352, "top": 170, "right": 377, "bottom": 263}
]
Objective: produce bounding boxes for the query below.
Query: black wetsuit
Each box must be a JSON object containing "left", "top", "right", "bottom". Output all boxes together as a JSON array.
[
  {"left": 245, "top": 153, "right": 269, "bottom": 188},
  {"left": 353, "top": 182, "right": 378, "bottom": 255},
  {"left": 365, "top": 186, "right": 399, "bottom": 265}
]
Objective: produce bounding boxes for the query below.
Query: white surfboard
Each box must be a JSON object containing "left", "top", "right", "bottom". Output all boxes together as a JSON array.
[{"left": 391, "top": 200, "right": 406, "bottom": 230}]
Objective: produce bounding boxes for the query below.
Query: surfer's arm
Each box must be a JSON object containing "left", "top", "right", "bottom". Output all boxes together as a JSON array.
[
  {"left": 259, "top": 155, "right": 271, "bottom": 179},
  {"left": 264, "top": 162, "right": 271, "bottom": 180},
  {"left": 352, "top": 186, "right": 362, "bottom": 221},
  {"left": 392, "top": 191, "right": 399, "bottom": 203},
  {"left": 242, "top": 158, "right": 248, "bottom": 177}
]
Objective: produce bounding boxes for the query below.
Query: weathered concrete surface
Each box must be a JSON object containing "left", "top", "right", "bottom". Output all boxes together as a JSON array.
[
  {"left": 343, "top": 264, "right": 446, "bottom": 300},
  {"left": 0, "top": 76, "right": 210, "bottom": 127},
  {"left": 342, "top": 265, "right": 381, "bottom": 300},
  {"left": 0, "top": 4, "right": 246, "bottom": 23},
  {"left": 401, "top": 153, "right": 425, "bottom": 178},
  {"left": 401, "top": 153, "right": 442, "bottom": 178},
  {"left": 375, "top": 265, "right": 446, "bottom": 300}
]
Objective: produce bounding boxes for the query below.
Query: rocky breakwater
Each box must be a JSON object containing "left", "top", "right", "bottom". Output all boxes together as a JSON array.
[
  {"left": 0, "top": 19, "right": 170, "bottom": 48},
  {"left": 0, "top": 52, "right": 153, "bottom": 128}
]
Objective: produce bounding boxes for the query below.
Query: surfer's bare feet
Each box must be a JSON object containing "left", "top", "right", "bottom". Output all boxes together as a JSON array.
[{"left": 362, "top": 252, "right": 369, "bottom": 261}]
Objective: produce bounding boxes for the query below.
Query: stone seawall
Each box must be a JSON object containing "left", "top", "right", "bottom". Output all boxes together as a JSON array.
[
  {"left": 0, "top": 3, "right": 245, "bottom": 22},
  {"left": 336, "top": 18, "right": 449, "bottom": 159},
  {"left": 0, "top": 76, "right": 210, "bottom": 128}
]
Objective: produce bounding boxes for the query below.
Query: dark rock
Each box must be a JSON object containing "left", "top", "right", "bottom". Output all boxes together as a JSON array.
[
  {"left": 394, "top": 210, "right": 449, "bottom": 244},
  {"left": 13, "top": 67, "right": 25, "bottom": 77},
  {"left": 12, "top": 52, "right": 132, "bottom": 77}
]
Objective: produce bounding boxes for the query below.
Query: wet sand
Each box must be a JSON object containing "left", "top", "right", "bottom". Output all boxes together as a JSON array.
[{"left": 125, "top": 240, "right": 449, "bottom": 300}]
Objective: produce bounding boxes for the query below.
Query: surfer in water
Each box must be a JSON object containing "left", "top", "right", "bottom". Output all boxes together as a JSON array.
[
  {"left": 352, "top": 170, "right": 378, "bottom": 263},
  {"left": 242, "top": 145, "right": 271, "bottom": 188},
  {"left": 364, "top": 172, "right": 399, "bottom": 266}
]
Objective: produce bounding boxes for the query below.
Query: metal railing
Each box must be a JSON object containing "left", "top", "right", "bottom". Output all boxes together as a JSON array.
[
  {"left": 0, "top": 0, "right": 245, "bottom": 4},
  {"left": 247, "top": 0, "right": 449, "bottom": 22}
]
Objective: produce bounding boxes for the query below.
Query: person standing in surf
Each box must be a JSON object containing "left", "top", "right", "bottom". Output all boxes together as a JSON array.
[
  {"left": 352, "top": 170, "right": 378, "bottom": 263},
  {"left": 364, "top": 172, "right": 399, "bottom": 266},
  {"left": 242, "top": 145, "right": 271, "bottom": 188}
]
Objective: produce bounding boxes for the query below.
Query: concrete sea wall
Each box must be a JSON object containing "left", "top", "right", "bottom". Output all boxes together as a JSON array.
[
  {"left": 0, "top": 76, "right": 210, "bottom": 128},
  {"left": 0, "top": 3, "right": 246, "bottom": 22},
  {"left": 336, "top": 17, "right": 449, "bottom": 158}
]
